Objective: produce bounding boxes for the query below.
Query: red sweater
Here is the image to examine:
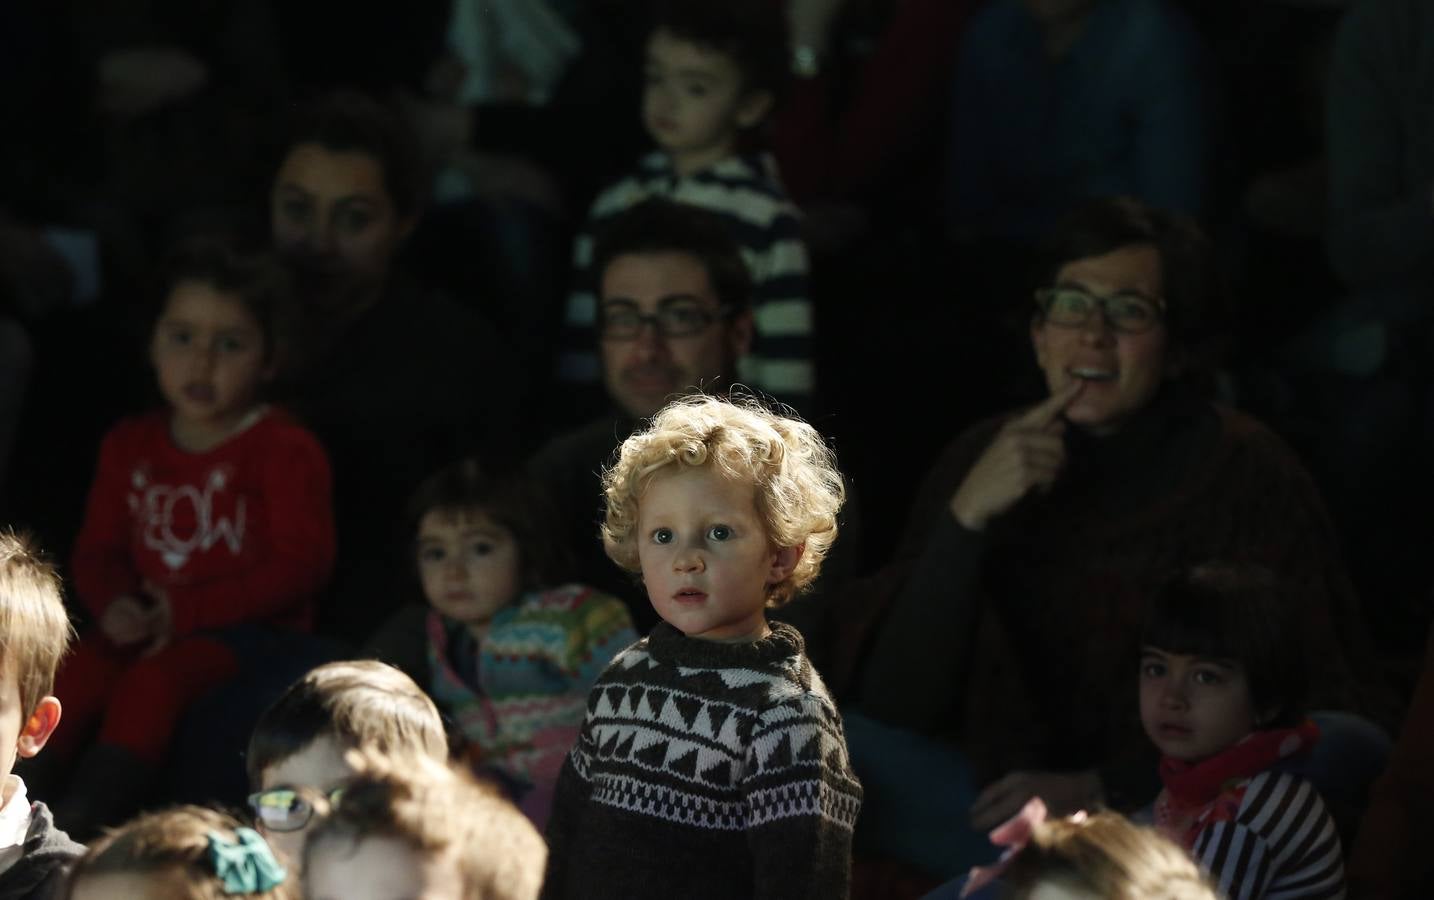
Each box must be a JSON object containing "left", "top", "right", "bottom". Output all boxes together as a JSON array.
[{"left": 71, "top": 407, "right": 335, "bottom": 637}]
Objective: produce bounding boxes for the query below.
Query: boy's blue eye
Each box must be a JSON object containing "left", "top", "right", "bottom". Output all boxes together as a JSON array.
[
  {"left": 706, "top": 525, "right": 732, "bottom": 542},
  {"left": 418, "top": 545, "right": 447, "bottom": 563},
  {"left": 469, "top": 541, "right": 494, "bottom": 557},
  {"left": 652, "top": 528, "right": 673, "bottom": 544}
]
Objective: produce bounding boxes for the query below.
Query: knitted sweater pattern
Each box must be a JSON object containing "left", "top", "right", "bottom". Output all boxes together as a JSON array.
[
  {"left": 427, "top": 585, "right": 637, "bottom": 791},
  {"left": 542, "top": 622, "right": 862, "bottom": 900}
]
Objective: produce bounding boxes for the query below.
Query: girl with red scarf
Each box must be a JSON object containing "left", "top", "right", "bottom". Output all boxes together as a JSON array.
[{"left": 1139, "top": 564, "right": 1346, "bottom": 900}]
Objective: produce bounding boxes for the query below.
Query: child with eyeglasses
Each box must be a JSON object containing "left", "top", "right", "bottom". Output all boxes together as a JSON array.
[
  {"left": 244, "top": 660, "right": 449, "bottom": 875},
  {"left": 303, "top": 749, "right": 546, "bottom": 900},
  {"left": 65, "top": 805, "right": 294, "bottom": 900}
]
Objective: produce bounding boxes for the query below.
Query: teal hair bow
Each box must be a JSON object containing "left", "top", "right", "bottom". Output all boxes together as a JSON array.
[{"left": 207, "top": 827, "right": 287, "bottom": 895}]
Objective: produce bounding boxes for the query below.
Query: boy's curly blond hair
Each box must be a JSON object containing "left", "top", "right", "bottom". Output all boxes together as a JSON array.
[{"left": 601, "top": 394, "right": 844, "bottom": 606}]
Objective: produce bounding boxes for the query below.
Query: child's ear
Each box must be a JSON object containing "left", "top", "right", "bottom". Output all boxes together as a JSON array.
[
  {"left": 767, "top": 543, "right": 804, "bottom": 585},
  {"left": 735, "top": 90, "right": 774, "bottom": 130},
  {"left": 16, "top": 697, "right": 61, "bottom": 759}
]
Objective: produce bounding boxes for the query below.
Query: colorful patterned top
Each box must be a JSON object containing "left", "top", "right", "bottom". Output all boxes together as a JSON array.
[{"left": 426, "top": 583, "right": 637, "bottom": 827}]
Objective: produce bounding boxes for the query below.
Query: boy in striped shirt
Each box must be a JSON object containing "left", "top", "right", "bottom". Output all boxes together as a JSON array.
[
  {"left": 1139, "top": 564, "right": 1346, "bottom": 900},
  {"left": 557, "top": 0, "right": 813, "bottom": 413}
]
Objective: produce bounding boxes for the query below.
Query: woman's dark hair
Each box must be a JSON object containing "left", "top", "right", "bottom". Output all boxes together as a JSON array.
[
  {"left": 590, "top": 199, "right": 753, "bottom": 314},
  {"left": 1038, "top": 196, "right": 1226, "bottom": 362},
  {"left": 650, "top": 0, "right": 790, "bottom": 99},
  {"left": 157, "top": 236, "right": 294, "bottom": 368},
  {"left": 405, "top": 459, "right": 570, "bottom": 592},
  {"left": 274, "top": 90, "right": 427, "bottom": 218},
  {"left": 1142, "top": 563, "right": 1308, "bottom": 728}
]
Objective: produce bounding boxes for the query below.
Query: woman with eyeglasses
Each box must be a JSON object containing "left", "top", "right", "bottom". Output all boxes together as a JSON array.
[{"left": 834, "top": 196, "right": 1386, "bottom": 881}]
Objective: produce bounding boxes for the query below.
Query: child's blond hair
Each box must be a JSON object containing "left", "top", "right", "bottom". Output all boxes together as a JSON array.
[
  {"left": 1004, "top": 811, "right": 1217, "bottom": 900},
  {"left": 601, "top": 394, "right": 844, "bottom": 605},
  {"left": 304, "top": 750, "right": 546, "bottom": 900},
  {"left": 66, "top": 806, "right": 296, "bottom": 900},
  {"left": 0, "top": 530, "right": 74, "bottom": 718}
]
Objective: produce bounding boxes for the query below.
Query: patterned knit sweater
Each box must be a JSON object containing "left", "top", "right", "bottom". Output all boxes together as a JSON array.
[
  {"left": 427, "top": 584, "right": 636, "bottom": 826},
  {"left": 541, "top": 623, "right": 862, "bottom": 900}
]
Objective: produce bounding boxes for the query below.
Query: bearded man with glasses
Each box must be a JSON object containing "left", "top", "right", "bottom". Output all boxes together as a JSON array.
[{"left": 527, "top": 201, "right": 754, "bottom": 632}]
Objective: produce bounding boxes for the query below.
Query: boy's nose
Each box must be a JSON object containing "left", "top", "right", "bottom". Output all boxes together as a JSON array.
[{"left": 673, "top": 545, "right": 704, "bottom": 573}]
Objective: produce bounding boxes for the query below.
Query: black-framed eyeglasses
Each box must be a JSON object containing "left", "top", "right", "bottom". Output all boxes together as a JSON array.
[
  {"left": 248, "top": 786, "right": 344, "bottom": 832},
  {"left": 1034, "top": 287, "right": 1166, "bottom": 335},
  {"left": 599, "top": 298, "right": 732, "bottom": 340}
]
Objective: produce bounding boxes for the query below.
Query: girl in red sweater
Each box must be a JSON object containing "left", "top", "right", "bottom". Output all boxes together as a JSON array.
[{"left": 54, "top": 238, "right": 335, "bottom": 836}]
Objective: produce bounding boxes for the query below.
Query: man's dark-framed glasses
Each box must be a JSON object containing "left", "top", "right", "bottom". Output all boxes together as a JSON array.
[
  {"left": 599, "top": 298, "right": 731, "bottom": 340},
  {"left": 1034, "top": 287, "right": 1166, "bottom": 335},
  {"left": 248, "top": 786, "right": 344, "bottom": 832}
]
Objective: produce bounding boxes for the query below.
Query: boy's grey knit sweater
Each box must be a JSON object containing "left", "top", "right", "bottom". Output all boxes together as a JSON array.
[{"left": 542, "top": 622, "right": 862, "bottom": 900}]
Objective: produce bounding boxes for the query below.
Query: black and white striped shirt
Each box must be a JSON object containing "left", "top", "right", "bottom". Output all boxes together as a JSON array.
[
  {"left": 1191, "top": 771, "right": 1346, "bottom": 900},
  {"left": 558, "top": 152, "right": 813, "bottom": 408}
]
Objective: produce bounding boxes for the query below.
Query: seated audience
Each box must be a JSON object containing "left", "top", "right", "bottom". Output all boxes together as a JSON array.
[
  {"left": 847, "top": 196, "right": 1376, "bottom": 878},
  {"left": 0, "top": 531, "right": 84, "bottom": 899},
  {"left": 556, "top": 0, "right": 814, "bottom": 412},
  {"left": 935, "top": 800, "right": 1219, "bottom": 900},
  {"left": 244, "top": 660, "right": 449, "bottom": 875},
  {"left": 530, "top": 199, "right": 755, "bottom": 630},
  {"left": 303, "top": 750, "right": 546, "bottom": 900},
  {"left": 65, "top": 805, "right": 293, "bottom": 900},
  {"left": 368, "top": 458, "right": 635, "bottom": 826},
  {"left": 1141, "top": 564, "right": 1344, "bottom": 899},
  {"left": 267, "top": 90, "right": 519, "bottom": 641},
  {"left": 56, "top": 238, "right": 334, "bottom": 838}
]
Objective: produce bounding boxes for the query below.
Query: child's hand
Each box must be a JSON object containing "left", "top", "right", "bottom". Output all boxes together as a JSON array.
[
  {"left": 968, "top": 768, "right": 1102, "bottom": 833},
  {"left": 99, "top": 595, "right": 154, "bottom": 647},
  {"left": 139, "top": 581, "right": 173, "bottom": 657},
  {"left": 949, "top": 381, "right": 1084, "bottom": 531}
]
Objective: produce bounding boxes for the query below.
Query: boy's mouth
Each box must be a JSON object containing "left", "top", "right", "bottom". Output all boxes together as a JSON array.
[{"left": 673, "top": 588, "right": 707, "bottom": 604}]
